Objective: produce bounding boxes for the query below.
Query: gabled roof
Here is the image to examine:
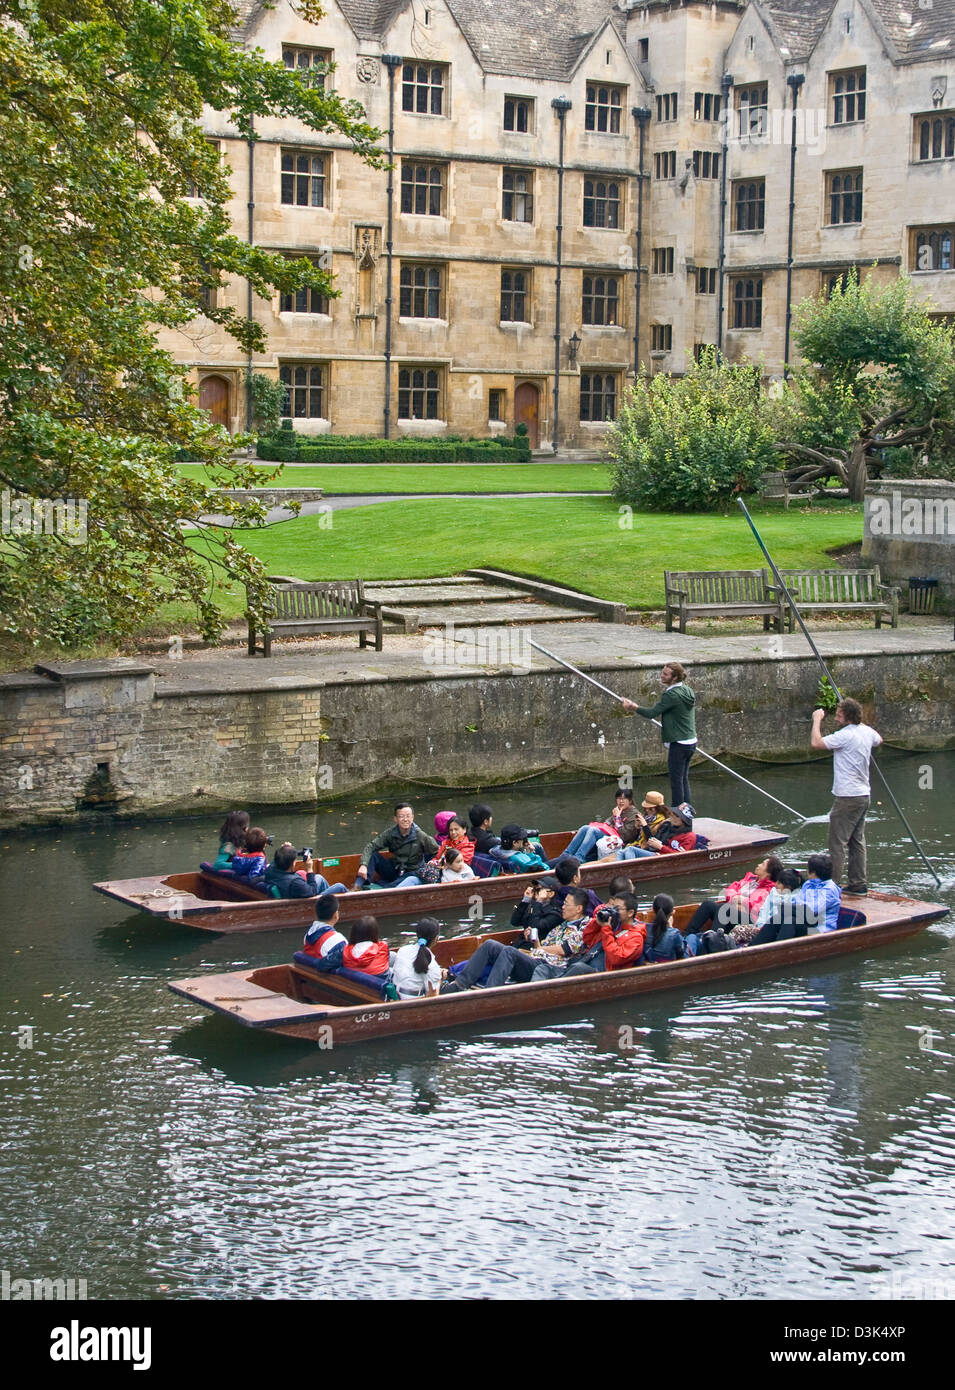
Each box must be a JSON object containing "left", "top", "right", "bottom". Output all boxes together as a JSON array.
[
  {"left": 231, "top": 0, "right": 631, "bottom": 82},
  {"left": 758, "top": 0, "right": 955, "bottom": 64}
]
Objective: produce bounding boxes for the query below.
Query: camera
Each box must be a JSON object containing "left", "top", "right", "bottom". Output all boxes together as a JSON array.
[
  {"left": 595, "top": 905, "right": 620, "bottom": 929},
  {"left": 301, "top": 847, "right": 314, "bottom": 860},
  {"left": 265, "top": 835, "right": 274, "bottom": 846}
]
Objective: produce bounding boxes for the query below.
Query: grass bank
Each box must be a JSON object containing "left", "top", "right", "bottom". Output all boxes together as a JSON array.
[
  {"left": 208, "top": 494, "right": 863, "bottom": 612},
  {"left": 177, "top": 462, "right": 611, "bottom": 493}
]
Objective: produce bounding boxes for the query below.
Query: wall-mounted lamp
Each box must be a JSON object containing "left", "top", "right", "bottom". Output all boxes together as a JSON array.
[{"left": 568, "top": 331, "right": 581, "bottom": 365}]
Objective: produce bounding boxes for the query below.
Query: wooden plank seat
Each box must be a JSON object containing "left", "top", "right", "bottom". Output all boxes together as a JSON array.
[
  {"left": 247, "top": 578, "right": 384, "bottom": 657},
  {"left": 777, "top": 568, "right": 899, "bottom": 630},
  {"left": 759, "top": 472, "right": 822, "bottom": 508},
  {"left": 290, "top": 956, "right": 384, "bottom": 1005},
  {"left": 664, "top": 569, "right": 784, "bottom": 634}
]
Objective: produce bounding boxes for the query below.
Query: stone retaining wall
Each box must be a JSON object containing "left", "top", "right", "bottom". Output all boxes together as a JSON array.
[
  {"left": 1, "top": 647, "right": 951, "bottom": 828},
  {"left": 863, "top": 480, "right": 955, "bottom": 609}
]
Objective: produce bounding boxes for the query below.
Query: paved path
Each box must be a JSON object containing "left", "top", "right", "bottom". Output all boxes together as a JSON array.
[
  {"left": 198, "top": 492, "right": 611, "bottom": 525},
  {"left": 149, "top": 619, "right": 954, "bottom": 696}
]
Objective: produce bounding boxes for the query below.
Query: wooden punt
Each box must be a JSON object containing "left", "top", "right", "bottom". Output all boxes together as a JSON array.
[
  {"left": 167, "top": 892, "right": 949, "bottom": 1046},
  {"left": 95, "top": 818, "right": 787, "bottom": 934}
]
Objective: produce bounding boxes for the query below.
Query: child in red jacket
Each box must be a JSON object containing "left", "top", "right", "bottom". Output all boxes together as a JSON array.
[{"left": 341, "top": 916, "right": 393, "bottom": 992}]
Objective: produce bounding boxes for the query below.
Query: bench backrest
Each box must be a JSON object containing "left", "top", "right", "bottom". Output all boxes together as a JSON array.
[
  {"left": 271, "top": 580, "right": 365, "bottom": 620},
  {"left": 778, "top": 569, "right": 881, "bottom": 604},
  {"left": 665, "top": 569, "right": 771, "bottom": 604}
]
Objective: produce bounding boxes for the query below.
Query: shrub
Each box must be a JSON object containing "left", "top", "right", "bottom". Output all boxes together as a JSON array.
[
  {"left": 607, "top": 349, "right": 776, "bottom": 510},
  {"left": 255, "top": 433, "right": 531, "bottom": 462}
]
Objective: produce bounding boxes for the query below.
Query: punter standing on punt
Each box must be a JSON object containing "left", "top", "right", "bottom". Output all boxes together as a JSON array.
[
  {"left": 811, "top": 697, "right": 882, "bottom": 897},
  {"left": 621, "top": 662, "right": 697, "bottom": 808}
]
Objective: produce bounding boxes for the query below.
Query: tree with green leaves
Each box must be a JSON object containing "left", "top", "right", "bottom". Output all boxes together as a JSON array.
[
  {"left": 0, "top": 0, "right": 383, "bottom": 651},
  {"left": 607, "top": 347, "right": 776, "bottom": 511},
  {"left": 773, "top": 272, "right": 955, "bottom": 501}
]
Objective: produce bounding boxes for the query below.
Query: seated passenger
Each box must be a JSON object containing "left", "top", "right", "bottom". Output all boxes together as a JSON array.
[
  {"left": 230, "top": 826, "right": 270, "bottom": 882},
  {"left": 468, "top": 803, "right": 501, "bottom": 855},
  {"left": 264, "top": 843, "right": 348, "bottom": 899},
  {"left": 209, "top": 810, "right": 250, "bottom": 873},
  {"left": 530, "top": 888, "right": 601, "bottom": 981},
  {"left": 793, "top": 853, "right": 842, "bottom": 932},
  {"left": 747, "top": 867, "right": 806, "bottom": 945},
  {"left": 354, "top": 802, "right": 439, "bottom": 890},
  {"left": 641, "top": 894, "right": 686, "bottom": 963},
  {"left": 300, "top": 893, "right": 347, "bottom": 972},
  {"left": 552, "top": 857, "right": 602, "bottom": 916},
  {"left": 392, "top": 917, "right": 443, "bottom": 999},
  {"left": 510, "top": 877, "right": 563, "bottom": 940},
  {"left": 683, "top": 855, "right": 784, "bottom": 948},
  {"left": 653, "top": 804, "right": 702, "bottom": 853},
  {"left": 438, "top": 815, "right": 475, "bottom": 864},
  {"left": 489, "top": 824, "right": 549, "bottom": 874},
  {"left": 443, "top": 886, "right": 591, "bottom": 991},
  {"left": 553, "top": 787, "right": 640, "bottom": 865},
  {"left": 441, "top": 846, "right": 476, "bottom": 883},
  {"left": 567, "top": 892, "right": 646, "bottom": 975},
  {"left": 340, "top": 915, "right": 394, "bottom": 992},
  {"left": 606, "top": 792, "right": 669, "bottom": 860}
]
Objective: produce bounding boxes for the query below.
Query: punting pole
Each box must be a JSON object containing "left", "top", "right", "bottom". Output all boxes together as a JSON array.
[
  {"left": 736, "top": 498, "right": 941, "bottom": 887},
  {"left": 528, "top": 637, "right": 808, "bottom": 821}
]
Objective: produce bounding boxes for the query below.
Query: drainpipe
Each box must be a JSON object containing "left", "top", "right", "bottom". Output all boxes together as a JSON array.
[
  {"left": 783, "top": 72, "right": 805, "bottom": 378},
  {"left": 632, "top": 106, "right": 651, "bottom": 377},
  {"left": 716, "top": 73, "right": 733, "bottom": 353},
  {"left": 246, "top": 115, "right": 255, "bottom": 432},
  {"left": 382, "top": 54, "right": 402, "bottom": 439},
  {"left": 551, "top": 96, "right": 572, "bottom": 455}
]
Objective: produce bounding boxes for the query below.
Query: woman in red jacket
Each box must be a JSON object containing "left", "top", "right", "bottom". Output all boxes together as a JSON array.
[
  {"left": 341, "top": 916, "right": 393, "bottom": 992},
  {"left": 683, "top": 853, "right": 784, "bottom": 948}
]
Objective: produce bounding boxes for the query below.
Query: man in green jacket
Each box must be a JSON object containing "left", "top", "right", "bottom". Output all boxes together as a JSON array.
[
  {"left": 354, "top": 802, "right": 439, "bottom": 890},
  {"left": 622, "top": 661, "right": 697, "bottom": 808}
]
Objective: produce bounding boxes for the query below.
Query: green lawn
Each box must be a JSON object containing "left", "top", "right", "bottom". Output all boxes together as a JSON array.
[
  {"left": 197, "top": 494, "right": 863, "bottom": 614},
  {"left": 177, "top": 462, "right": 611, "bottom": 493}
]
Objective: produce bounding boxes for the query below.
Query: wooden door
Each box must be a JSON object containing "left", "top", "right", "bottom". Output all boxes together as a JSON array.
[
  {"left": 199, "top": 374, "right": 231, "bottom": 432},
  {"left": 514, "top": 381, "right": 540, "bottom": 449}
]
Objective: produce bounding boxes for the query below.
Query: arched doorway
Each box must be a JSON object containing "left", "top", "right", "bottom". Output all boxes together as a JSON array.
[
  {"left": 199, "top": 374, "right": 231, "bottom": 432},
  {"left": 514, "top": 381, "right": 540, "bottom": 449}
]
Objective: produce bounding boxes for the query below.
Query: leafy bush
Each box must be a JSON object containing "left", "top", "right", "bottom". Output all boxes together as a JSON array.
[
  {"left": 246, "top": 372, "right": 287, "bottom": 435},
  {"left": 606, "top": 349, "right": 776, "bottom": 510}
]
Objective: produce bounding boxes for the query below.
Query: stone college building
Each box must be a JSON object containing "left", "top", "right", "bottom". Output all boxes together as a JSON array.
[{"left": 162, "top": 0, "right": 955, "bottom": 448}]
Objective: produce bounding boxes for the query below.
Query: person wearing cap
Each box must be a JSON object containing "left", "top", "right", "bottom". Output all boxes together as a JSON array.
[
  {"left": 652, "top": 803, "right": 700, "bottom": 853},
  {"left": 509, "top": 877, "right": 563, "bottom": 940},
  {"left": 621, "top": 662, "right": 698, "bottom": 809},
  {"left": 443, "top": 886, "right": 590, "bottom": 991},
  {"left": 488, "top": 824, "right": 549, "bottom": 873}
]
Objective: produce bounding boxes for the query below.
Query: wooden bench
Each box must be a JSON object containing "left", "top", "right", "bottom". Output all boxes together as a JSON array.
[
  {"left": 759, "top": 472, "right": 820, "bottom": 508},
  {"left": 777, "top": 568, "right": 900, "bottom": 630},
  {"left": 664, "top": 569, "right": 785, "bottom": 634},
  {"left": 247, "top": 578, "right": 384, "bottom": 656}
]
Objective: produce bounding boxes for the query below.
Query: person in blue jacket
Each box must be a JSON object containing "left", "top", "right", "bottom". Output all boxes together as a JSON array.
[{"left": 793, "top": 853, "right": 842, "bottom": 932}]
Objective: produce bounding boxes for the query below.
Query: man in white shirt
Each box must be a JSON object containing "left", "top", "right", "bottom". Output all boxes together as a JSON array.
[{"left": 810, "top": 697, "right": 882, "bottom": 896}]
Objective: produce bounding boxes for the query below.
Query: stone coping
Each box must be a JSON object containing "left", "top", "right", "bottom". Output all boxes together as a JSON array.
[
  {"left": 33, "top": 659, "right": 156, "bottom": 682},
  {"left": 145, "top": 620, "right": 954, "bottom": 698}
]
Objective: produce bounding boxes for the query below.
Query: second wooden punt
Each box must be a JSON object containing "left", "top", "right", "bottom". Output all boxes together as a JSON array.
[{"left": 167, "top": 891, "right": 950, "bottom": 1046}]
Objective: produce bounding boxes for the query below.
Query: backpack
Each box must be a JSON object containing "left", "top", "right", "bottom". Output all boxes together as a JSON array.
[{"left": 699, "top": 927, "right": 733, "bottom": 954}]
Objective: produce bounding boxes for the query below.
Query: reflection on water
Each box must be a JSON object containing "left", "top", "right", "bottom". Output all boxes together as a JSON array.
[{"left": 0, "top": 749, "right": 953, "bottom": 1299}]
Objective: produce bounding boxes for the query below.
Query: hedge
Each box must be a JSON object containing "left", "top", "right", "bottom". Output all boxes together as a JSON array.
[
  {"left": 256, "top": 433, "right": 532, "bottom": 463},
  {"left": 257, "top": 442, "right": 530, "bottom": 462}
]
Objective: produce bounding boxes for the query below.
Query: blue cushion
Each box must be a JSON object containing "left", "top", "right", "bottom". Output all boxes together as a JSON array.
[{"left": 837, "top": 906, "right": 867, "bottom": 929}]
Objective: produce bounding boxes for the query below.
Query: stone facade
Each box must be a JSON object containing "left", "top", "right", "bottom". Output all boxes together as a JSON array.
[
  {"left": 2, "top": 646, "right": 952, "bottom": 826},
  {"left": 157, "top": 0, "right": 955, "bottom": 441}
]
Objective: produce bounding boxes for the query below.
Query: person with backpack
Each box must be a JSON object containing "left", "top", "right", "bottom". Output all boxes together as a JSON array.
[
  {"left": 392, "top": 918, "right": 443, "bottom": 999},
  {"left": 641, "top": 894, "right": 686, "bottom": 963},
  {"left": 622, "top": 662, "right": 697, "bottom": 808},
  {"left": 354, "top": 802, "right": 439, "bottom": 890}
]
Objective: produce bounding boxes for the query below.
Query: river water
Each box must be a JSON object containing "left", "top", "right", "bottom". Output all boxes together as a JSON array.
[{"left": 1, "top": 749, "right": 953, "bottom": 1301}]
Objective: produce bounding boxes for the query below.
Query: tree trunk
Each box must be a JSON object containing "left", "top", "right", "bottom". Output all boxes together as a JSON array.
[{"left": 847, "top": 439, "right": 869, "bottom": 502}]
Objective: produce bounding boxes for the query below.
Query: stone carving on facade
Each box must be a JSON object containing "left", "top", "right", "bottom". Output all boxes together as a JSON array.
[
  {"left": 356, "top": 56, "right": 380, "bottom": 85},
  {"left": 931, "top": 75, "right": 948, "bottom": 107},
  {"left": 354, "top": 226, "right": 381, "bottom": 318}
]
